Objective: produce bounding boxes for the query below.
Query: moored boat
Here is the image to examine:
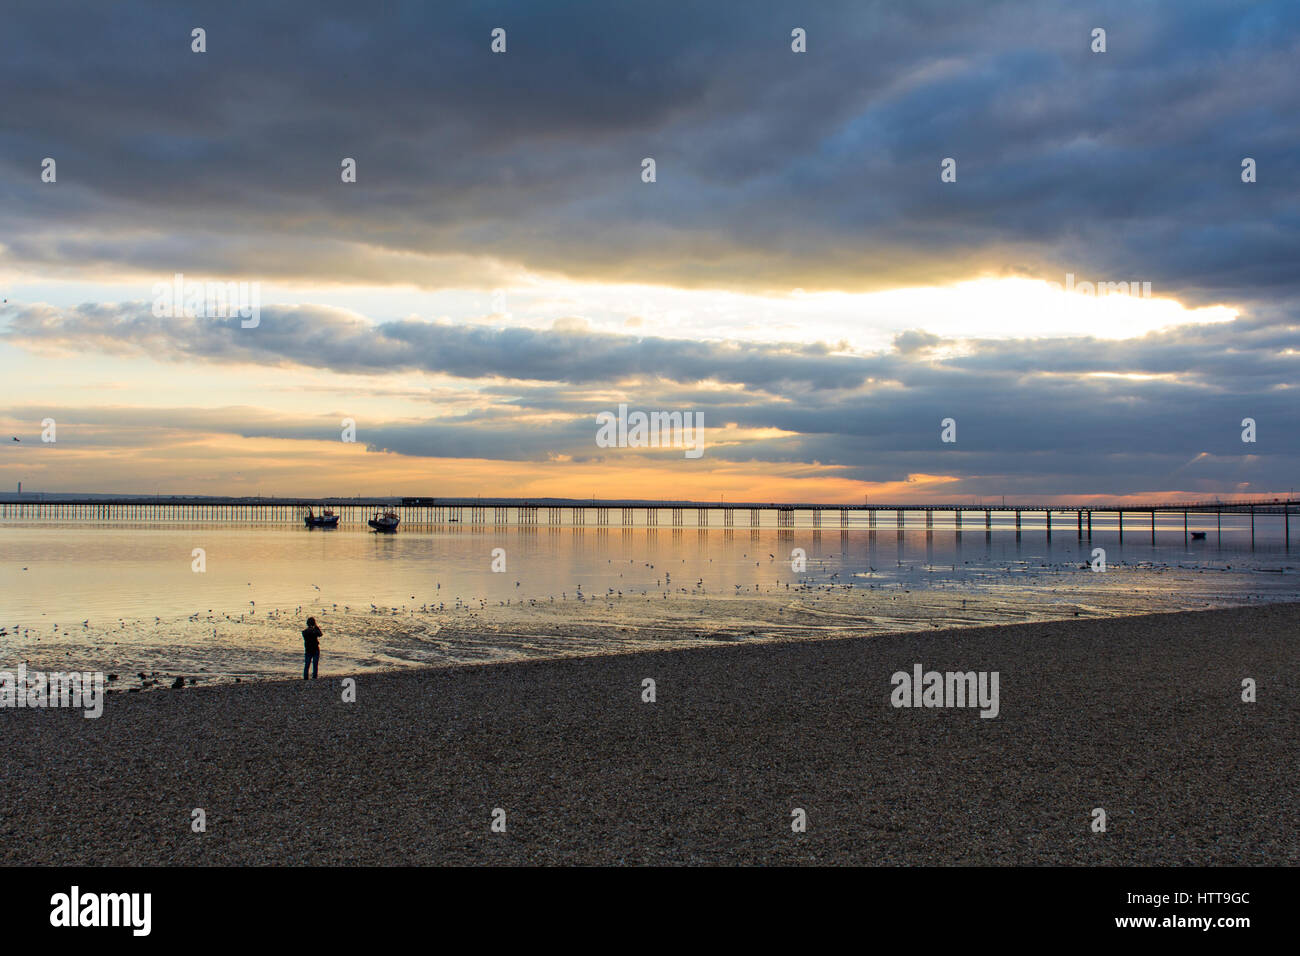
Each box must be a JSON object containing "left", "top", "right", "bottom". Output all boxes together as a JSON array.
[
  {"left": 368, "top": 510, "right": 400, "bottom": 532},
  {"left": 304, "top": 507, "right": 340, "bottom": 528}
]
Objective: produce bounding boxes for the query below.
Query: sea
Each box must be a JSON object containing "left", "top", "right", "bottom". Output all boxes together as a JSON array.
[{"left": 1, "top": 512, "right": 1295, "bottom": 688}]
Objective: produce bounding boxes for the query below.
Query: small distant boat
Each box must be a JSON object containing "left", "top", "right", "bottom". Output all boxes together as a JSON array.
[
  {"left": 368, "top": 510, "right": 400, "bottom": 533},
  {"left": 1190, "top": 531, "right": 1207, "bottom": 540},
  {"left": 304, "top": 508, "right": 340, "bottom": 528}
]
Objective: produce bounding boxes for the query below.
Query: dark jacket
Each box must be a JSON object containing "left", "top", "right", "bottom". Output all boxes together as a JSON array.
[{"left": 302, "top": 624, "right": 322, "bottom": 654}]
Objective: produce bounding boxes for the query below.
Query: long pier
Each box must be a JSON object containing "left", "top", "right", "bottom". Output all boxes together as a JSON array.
[{"left": 0, "top": 495, "right": 1293, "bottom": 545}]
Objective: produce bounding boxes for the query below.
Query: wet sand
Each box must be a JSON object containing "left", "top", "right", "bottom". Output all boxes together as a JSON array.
[
  {"left": 10, "top": 574, "right": 1293, "bottom": 688},
  {"left": 1, "top": 602, "right": 1296, "bottom": 865}
]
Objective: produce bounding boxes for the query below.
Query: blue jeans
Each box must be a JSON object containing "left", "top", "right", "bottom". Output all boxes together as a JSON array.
[{"left": 304, "top": 651, "right": 319, "bottom": 679}]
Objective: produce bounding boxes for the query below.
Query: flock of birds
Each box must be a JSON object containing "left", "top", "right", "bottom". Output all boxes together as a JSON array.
[{"left": 3, "top": 548, "right": 1288, "bottom": 689}]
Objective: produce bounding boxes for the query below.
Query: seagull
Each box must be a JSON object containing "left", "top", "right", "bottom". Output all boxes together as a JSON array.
[{"left": 10, "top": 437, "right": 18, "bottom": 442}]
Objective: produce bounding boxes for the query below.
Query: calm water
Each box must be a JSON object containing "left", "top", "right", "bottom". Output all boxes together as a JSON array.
[{"left": 1, "top": 516, "right": 1296, "bottom": 685}]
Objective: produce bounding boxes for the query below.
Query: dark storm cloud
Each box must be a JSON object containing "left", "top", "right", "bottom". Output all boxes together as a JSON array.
[{"left": 1, "top": 0, "right": 1297, "bottom": 297}]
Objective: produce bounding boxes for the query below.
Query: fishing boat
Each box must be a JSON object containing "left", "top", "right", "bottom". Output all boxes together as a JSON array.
[
  {"left": 368, "top": 510, "right": 400, "bottom": 533},
  {"left": 1190, "top": 531, "right": 1207, "bottom": 540},
  {"left": 303, "top": 507, "right": 340, "bottom": 528}
]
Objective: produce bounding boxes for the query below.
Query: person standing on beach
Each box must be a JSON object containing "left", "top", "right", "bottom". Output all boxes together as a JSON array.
[{"left": 302, "top": 616, "right": 322, "bottom": 680}]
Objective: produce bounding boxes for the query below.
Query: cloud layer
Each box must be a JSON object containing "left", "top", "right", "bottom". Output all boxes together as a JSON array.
[
  {"left": 1, "top": 0, "right": 1296, "bottom": 498},
  {"left": 5, "top": 300, "right": 1296, "bottom": 496},
  {"left": 1, "top": 0, "right": 1297, "bottom": 299}
]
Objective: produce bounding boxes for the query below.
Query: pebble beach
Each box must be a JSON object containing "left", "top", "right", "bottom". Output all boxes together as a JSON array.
[{"left": 2, "top": 602, "right": 1296, "bottom": 865}]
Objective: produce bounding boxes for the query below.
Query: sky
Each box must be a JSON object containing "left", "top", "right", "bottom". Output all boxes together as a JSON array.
[{"left": 1, "top": 0, "right": 1297, "bottom": 503}]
